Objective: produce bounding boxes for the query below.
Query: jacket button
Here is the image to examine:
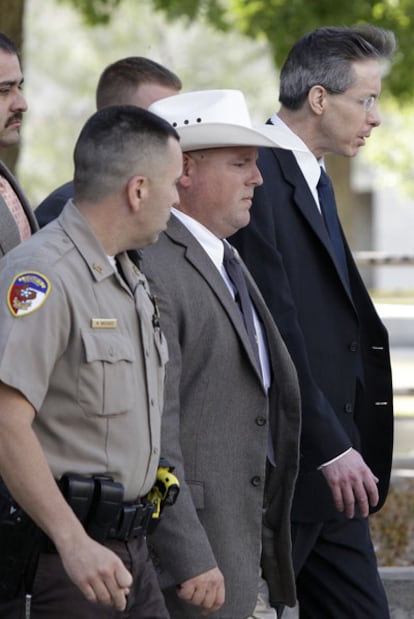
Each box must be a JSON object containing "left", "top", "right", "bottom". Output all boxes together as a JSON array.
[
  {"left": 349, "top": 341, "right": 358, "bottom": 352},
  {"left": 251, "top": 476, "right": 261, "bottom": 487},
  {"left": 255, "top": 416, "right": 267, "bottom": 426},
  {"left": 344, "top": 402, "right": 353, "bottom": 414}
]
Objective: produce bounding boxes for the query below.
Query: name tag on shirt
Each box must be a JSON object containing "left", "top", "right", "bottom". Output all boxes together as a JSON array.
[{"left": 91, "top": 318, "right": 118, "bottom": 329}]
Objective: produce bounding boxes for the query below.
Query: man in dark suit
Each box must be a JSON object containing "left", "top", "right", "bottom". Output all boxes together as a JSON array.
[
  {"left": 0, "top": 32, "right": 38, "bottom": 254},
  {"left": 35, "top": 56, "right": 181, "bottom": 227},
  {"left": 144, "top": 89, "right": 301, "bottom": 619},
  {"left": 231, "top": 25, "right": 395, "bottom": 619}
]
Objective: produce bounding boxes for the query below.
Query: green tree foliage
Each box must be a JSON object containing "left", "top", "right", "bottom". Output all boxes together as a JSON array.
[
  {"left": 227, "top": 0, "right": 413, "bottom": 100},
  {"left": 61, "top": 0, "right": 414, "bottom": 99},
  {"left": 57, "top": 0, "right": 122, "bottom": 24},
  {"left": 20, "top": 0, "right": 276, "bottom": 205},
  {"left": 16, "top": 0, "right": 414, "bottom": 203}
]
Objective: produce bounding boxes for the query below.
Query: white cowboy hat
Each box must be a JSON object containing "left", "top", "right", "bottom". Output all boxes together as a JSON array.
[{"left": 148, "top": 89, "right": 301, "bottom": 151}]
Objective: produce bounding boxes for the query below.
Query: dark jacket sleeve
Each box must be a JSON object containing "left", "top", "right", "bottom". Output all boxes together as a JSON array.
[{"left": 35, "top": 181, "right": 74, "bottom": 228}]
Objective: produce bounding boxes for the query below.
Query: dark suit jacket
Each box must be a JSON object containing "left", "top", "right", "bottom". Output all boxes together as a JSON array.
[
  {"left": 230, "top": 147, "right": 393, "bottom": 522},
  {"left": 0, "top": 161, "right": 38, "bottom": 256},
  {"left": 143, "top": 215, "right": 301, "bottom": 617},
  {"left": 35, "top": 180, "right": 73, "bottom": 228}
]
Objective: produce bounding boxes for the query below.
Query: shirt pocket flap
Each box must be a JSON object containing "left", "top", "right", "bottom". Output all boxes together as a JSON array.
[{"left": 82, "top": 330, "right": 135, "bottom": 364}]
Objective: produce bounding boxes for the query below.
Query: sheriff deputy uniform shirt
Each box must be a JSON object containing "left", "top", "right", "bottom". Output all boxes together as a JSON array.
[{"left": 0, "top": 201, "right": 168, "bottom": 501}]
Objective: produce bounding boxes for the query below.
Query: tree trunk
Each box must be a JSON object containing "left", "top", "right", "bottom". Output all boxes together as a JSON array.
[{"left": 0, "top": 0, "right": 26, "bottom": 173}]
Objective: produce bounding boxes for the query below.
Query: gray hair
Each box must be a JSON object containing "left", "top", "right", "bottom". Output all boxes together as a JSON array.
[{"left": 279, "top": 25, "right": 396, "bottom": 110}]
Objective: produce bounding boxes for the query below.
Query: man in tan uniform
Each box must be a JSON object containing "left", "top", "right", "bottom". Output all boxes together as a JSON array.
[{"left": 0, "top": 105, "right": 182, "bottom": 618}]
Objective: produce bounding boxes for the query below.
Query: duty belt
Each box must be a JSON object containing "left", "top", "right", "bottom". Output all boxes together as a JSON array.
[{"left": 54, "top": 473, "right": 155, "bottom": 546}]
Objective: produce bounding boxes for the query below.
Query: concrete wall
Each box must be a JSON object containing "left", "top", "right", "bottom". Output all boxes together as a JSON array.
[{"left": 381, "top": 567, "right": 414, "bottom": 619}]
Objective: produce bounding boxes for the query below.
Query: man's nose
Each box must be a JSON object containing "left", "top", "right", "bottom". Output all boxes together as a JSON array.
[
  {"left": 251, "top": 166, "right": 263, "bottom": 187},
  {"left": 367, "top": 104, "right": 381, "bottom": 127},
  {"left": 12, "top": 90, "right": 28, "bottom": 113}
]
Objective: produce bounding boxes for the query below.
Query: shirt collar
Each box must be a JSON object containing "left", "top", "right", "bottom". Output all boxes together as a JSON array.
[
  {"left": 270, "top": 114, "right": 323, "bottom": 197},
  {"left": 171, "top": 207, "right": 224, "bottom": 272},
  {"left": 58, "top": 201, "right": 117, "bottom": 282}
]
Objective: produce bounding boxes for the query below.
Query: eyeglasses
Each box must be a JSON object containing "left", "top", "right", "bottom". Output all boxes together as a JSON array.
[
  {"left": 359, "top": 95, "right": 377, "bottom": 112},
  {"left": 324, "top": 87, "right": 378, "bottom": 113}
]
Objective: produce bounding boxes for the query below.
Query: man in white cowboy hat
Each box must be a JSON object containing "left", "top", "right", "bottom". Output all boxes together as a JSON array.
[{"left": 143, "top": 89, "right": 301, "bottom": 619}]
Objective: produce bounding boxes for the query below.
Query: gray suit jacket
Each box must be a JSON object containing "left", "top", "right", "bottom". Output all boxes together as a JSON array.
[
  {"left": 0, "top": 160, "right": 38, "bottom": 256},
  {"left": 143, "top": 215, "right": 301, "bottom": 618}
]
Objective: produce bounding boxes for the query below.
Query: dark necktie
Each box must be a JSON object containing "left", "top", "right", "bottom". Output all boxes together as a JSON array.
[
  {"left": 317, "top": 167, "right": 350, "bottom": 290},
  {"left": 317, "top": 171, "right": 364, "bottom": 385},
  {"left": 222, "top": 242, "right": 261, "bottom": 369}
]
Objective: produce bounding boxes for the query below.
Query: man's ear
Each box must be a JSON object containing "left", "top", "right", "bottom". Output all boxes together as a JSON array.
[
  {"left": 179, "top": 153, "right": 194, "bottom": 188},
  {"left": 127, "top": 175, "right": 148, "bottom": 212},
  {"left": 308, "top": 85, "right": 328, "bottom": 115}
]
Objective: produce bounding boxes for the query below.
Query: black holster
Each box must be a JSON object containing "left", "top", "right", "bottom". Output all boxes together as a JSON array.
[{"left": 0, "top": 479, "right": 42, "bottom": 601}]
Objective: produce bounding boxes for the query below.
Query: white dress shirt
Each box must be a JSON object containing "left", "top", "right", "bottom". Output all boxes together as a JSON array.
[
  {"left": 270, "top": 113, "right": 325, "bottom": 212},
  {"left": 171, "top": 208, "right": 271, "bottom": 390}
]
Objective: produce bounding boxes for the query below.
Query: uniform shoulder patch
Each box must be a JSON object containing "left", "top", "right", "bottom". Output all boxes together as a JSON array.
[{"left": 7, "top": 272, "right": 51, "bottom": 317}]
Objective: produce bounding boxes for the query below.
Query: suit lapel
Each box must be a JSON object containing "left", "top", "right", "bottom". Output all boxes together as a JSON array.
[
  {"left": 165, "top": 216, "right": 264, "bottom": 383},
  {"left": 273, "top": 148, "right": 354, "bottom": 301}
]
